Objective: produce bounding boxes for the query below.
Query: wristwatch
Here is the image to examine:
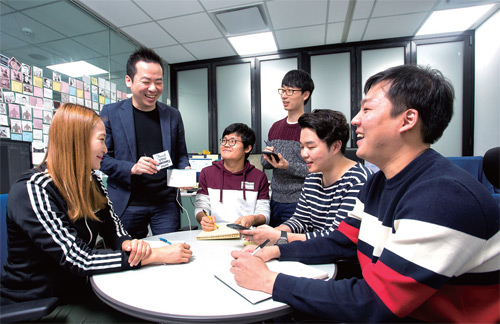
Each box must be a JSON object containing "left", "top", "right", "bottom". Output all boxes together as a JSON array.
[{"left": 276, "top": 231, "right": 288, "bottom": 245}]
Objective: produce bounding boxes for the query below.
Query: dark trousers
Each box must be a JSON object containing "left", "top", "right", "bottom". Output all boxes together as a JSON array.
[
  {"left": 120, "top": 200, "right": 180, "bottom": 239},
  {"left": 269, "top": 199, "right": 298, "bottom": 227}
]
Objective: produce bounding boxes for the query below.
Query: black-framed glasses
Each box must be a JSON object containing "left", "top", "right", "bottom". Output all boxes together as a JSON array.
[
  {"left": 220, "top": 138, "right": 243, "bottom": 146},
  {"left": 278, "top": 88, "right": 302, "bottom": 96}
]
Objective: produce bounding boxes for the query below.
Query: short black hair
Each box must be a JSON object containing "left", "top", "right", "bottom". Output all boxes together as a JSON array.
[
  {"left": 364, "top": 64, "right": 454, "bottom": 144},
  {"left": 298, "top": 109, "right": 349, "bottom": 154},
  {"left": 126, "top": 47, "right": 164, "bottom": 80},
  {"left": 282, "top": 69, "right": 315, "bottom": 105},
  {"left": 222, "top": 123, "right": 256, "bottom": 159}
]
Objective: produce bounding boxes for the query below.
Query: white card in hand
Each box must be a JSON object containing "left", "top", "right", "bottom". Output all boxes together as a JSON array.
[
  {"left": 153, "top": 150, "right": 173, "bottom": 170},
  {"left": 167, "top": 169, "right": 197, "bottom": 187}
]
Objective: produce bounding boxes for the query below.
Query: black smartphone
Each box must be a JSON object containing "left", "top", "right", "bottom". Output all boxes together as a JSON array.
[
  {"left": 227, "top": 223, "right": 250, "bottom": 230},
  {"left": 262, "top": 151, "right": 280, "bottom": 163}
]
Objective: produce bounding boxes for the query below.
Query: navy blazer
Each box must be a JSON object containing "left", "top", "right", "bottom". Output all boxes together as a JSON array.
[{"left": 100, "top": 98, "right": 190, "bottom": 217}]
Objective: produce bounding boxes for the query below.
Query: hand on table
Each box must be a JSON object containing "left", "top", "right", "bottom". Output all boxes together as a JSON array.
[
  {"left": 122, "top": 239, "right": 152, "bottom": 267},
  {"left": 230, "top": 249, "right": 277, "bottom": 294}
]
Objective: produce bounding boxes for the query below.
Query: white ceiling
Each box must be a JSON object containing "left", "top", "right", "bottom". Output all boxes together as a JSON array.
[
  {"left": 78, "top": 0, "right": 500, "bottom": 64},
  {"left": 0, "top": 0, "right": 499, "bottom": 90}
]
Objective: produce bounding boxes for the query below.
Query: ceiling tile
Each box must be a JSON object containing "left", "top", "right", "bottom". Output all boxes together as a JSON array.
[
  {"left": 0, "top": 0, "right": 41, "bottom": 10},
  {"left": 121, "top": 22, "right": 177, "bottom": 48},
  {"left": 353, "top": 0, "right": 375, "bottom": 20},
  {"left": 267, "top": 0, "right": 328, "bottom": 29},
  {"left": 363, "top": 12, "right": 428, "bottom": 40},
  {"left": 275, "top": 25, "right": 326, "bottom": 49},
  {"left": 328, "top": 0, "right": 350, "bottom": 23},
  {"left": 39, "top": 38, "right": 102, "bottom": 62},
  {"left": 157, "top": 12, "right": 222, "bottom": 43},
  {"left": 1, "top": 12, "right": 65, "bottom": 44},
  {"left": 23, "top": 2, "right": 107, "bottom": 38},
  {"left": 347, "top": 19, "right": 367, "bottom": 42},
  {"left": 0, "top": 2, "right": 14, "bottom": 14},
  {"left": 372, "top": 0, "right": 436, "bottom": 17},
  {"left": 72, "top": 31, "right": 110, "bottom": 56},
  {"left": 110, "top": 33, "right": 138, "bottom": 55},
  {"left": 326, "top": 22, "right": 344, "bottom": 44},
  {"left": 184, "top": 38, "right": 235, "bottom": 60},
  {"left": 82, "top": 0, "right": 150, "bottom": 27},
  {"left": 200, "top": 0, "right": 261, "bottom": 11},
  {"left": 135, "top": 0, "right": 204, "bottom": 20},
  {"left": 0, "top": 32, "right": 29, "bottom": 51},
  {"left": 154, "top": 45, "right": 197, "bottom": 64}
]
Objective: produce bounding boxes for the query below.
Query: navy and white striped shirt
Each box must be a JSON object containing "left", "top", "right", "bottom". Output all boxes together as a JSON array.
[{"left": 283, "top": 163, "right": 373, "bottom": 239}]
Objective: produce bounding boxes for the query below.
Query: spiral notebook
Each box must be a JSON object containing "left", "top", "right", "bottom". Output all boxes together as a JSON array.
[
  {"left": 196, "top": 223, "right": 241, "bottom": 240},
  {"left": 214, "top": 260, "right": 329, "bottom": 304}
]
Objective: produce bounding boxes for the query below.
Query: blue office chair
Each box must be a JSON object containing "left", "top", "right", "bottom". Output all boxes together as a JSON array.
[{"left": 0, "top": 193, "right": 59, "bottom": 323}]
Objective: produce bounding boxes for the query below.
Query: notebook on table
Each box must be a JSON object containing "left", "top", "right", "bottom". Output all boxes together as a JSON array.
[
  {"left": 196, "top": 223, "right": 241, "bottom": 240},
  {"left": 214, "top": 260, "right": 329, "bottom": 304}
]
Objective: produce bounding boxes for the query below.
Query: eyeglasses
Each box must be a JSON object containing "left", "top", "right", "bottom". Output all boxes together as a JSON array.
[
  {"left": 220, "top": 138, "right": 243, "bottom": 146},
  {"left": 278, "top": 88, "right": 302, "bottom": 96}
]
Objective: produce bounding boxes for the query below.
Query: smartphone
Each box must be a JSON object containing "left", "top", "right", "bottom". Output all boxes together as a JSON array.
[
  {"left": 262, "top": 151, "right": 280, "bottom": 163},
  {"left": 227, "top": 223, "right": 250, "bottom": 230}
]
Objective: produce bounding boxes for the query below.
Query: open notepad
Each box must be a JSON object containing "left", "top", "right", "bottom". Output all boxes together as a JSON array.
[
  {"left": 196, "top": 223, "right": 241, "bottom": 240},
  {"left": 215, "top": 260, "right": 329, "bottom": 304}
]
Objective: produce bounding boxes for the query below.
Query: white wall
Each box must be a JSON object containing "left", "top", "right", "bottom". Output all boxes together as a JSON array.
[{"left": 474, "top": 10, "right": 500, "bottom": 156}]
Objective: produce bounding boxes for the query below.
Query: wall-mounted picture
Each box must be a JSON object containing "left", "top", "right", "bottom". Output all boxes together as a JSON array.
[
  {"left": 8, "top": 104, "right": 19, "bottom": 119},
  {"left": 0, "top": 66, "right": 9, "bottom": 79},
  {"left": 23, "top": 84, "right": 33, "bottom": 96},
  {"left": 43, "top": 98, "right": 53, "bottom": 110},
  {"left": 33, "top": 66, "right": 43, "bottom": 78},
  {"left": 52, "top": 72, "right": 61, "bottom": 82},
  {"left": 10, "top": 119, "right": 21, "bottom": 134},
  {"left": 15, "top": 93, "right": 29, "bottom": 105},
  {"left": 43, "top": 77, "right": 52, "bottom": 89},
  {"left": 11, "top": 69, "right": 21, "bottom": 82},
  {"left": 0, "top": 114, "right": 8, "bottom": 126},
  {"left": 0, "top": 54, "right": 9, "bottom": 67},
  {"left": 33, "top": 118, "right": 43, "bottom": 129},
  {"left": 0, "top": 77, "right": 10, "bottom": 90},
  {"left": 21, "top": 106, "right": 32, "bottom": 120},
  {"left": 33, "top": 128, "right": 43, "bottom": 140},
  {"left": 3, "top": 91, "right": 15, "bottom": 103},
  {"left": 43, "top": 110, "right": 52, "bottom": 124},
  {"left": 0, "top": 125, "right": 10, "bottom": 138},
  {"left": 22, "top": 120, "right": 32, "bottom": 132},
  {"left": 0, "top": 103, "right": 6, "bottom": 114},
  {"left": 8, "top": 57, "right": 21, "bottom": 71},
  {"left": 22, "top": 63, "right": 32, "bottom": 85}
]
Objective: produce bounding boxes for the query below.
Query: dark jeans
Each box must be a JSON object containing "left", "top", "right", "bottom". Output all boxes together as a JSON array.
[
  {"left": 120, "top": 200, "right": 180, "bottom": 239},
  {"left": 269, "top": 200, "right": 298, "bottom": 227}
]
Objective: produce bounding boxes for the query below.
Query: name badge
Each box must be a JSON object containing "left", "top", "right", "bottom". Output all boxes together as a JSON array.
[
  {"left": 241, "top": 181, "right": 255, "bottom": 190},
  {"left": 153, "top": 150, "right": 173, "bottom": 170}
]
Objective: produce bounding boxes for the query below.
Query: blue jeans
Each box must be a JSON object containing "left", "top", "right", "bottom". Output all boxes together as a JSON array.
[
  {"left": 269, "top": 200, "right": 297, "bottom": 227},
  {"left": 120, "top": 200, "right": 180, "bottom": 239}
]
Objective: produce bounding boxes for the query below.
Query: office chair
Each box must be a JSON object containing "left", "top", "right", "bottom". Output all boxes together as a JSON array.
[
  {"left": 0, "top": 194, "right": 59, "bottom": 323},
  {"left": 483, "top": 147, "right": 500, "bottom": 189}
]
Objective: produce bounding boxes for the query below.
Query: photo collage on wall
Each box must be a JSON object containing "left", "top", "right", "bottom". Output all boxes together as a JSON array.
[{"left": 0, "top": 53, "right": 128, "bottom": 152}]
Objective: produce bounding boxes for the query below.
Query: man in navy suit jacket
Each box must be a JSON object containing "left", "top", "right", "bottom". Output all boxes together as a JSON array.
[{"left": 100, "top": 47, "right": 190, "bottom": 238}]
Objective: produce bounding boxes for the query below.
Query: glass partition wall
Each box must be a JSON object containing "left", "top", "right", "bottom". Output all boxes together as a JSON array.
[{"left": 171, "top": 31, "right": 475, "bottom": 157}]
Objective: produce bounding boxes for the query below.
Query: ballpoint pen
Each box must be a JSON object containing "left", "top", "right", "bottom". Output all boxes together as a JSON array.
[
  {"left": 203, "top": 209, "right": 219, "bottom": 229},
  {"left": 159, "top": 237, "right": 172, "bottom": 245},
  {"left": 251, "top": 239, "right": 270, "bottom": 255}
]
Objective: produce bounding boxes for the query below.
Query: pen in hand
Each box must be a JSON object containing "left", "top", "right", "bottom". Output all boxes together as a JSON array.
[
  {"left": 203, "top": 209, "right": 219, "bottom": 229},
  {"left": 159, "top": 237, "right": 172, "bottom": 245},
  {"left": 251, "top": 239, "right": 270, "bottom": 255}
]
